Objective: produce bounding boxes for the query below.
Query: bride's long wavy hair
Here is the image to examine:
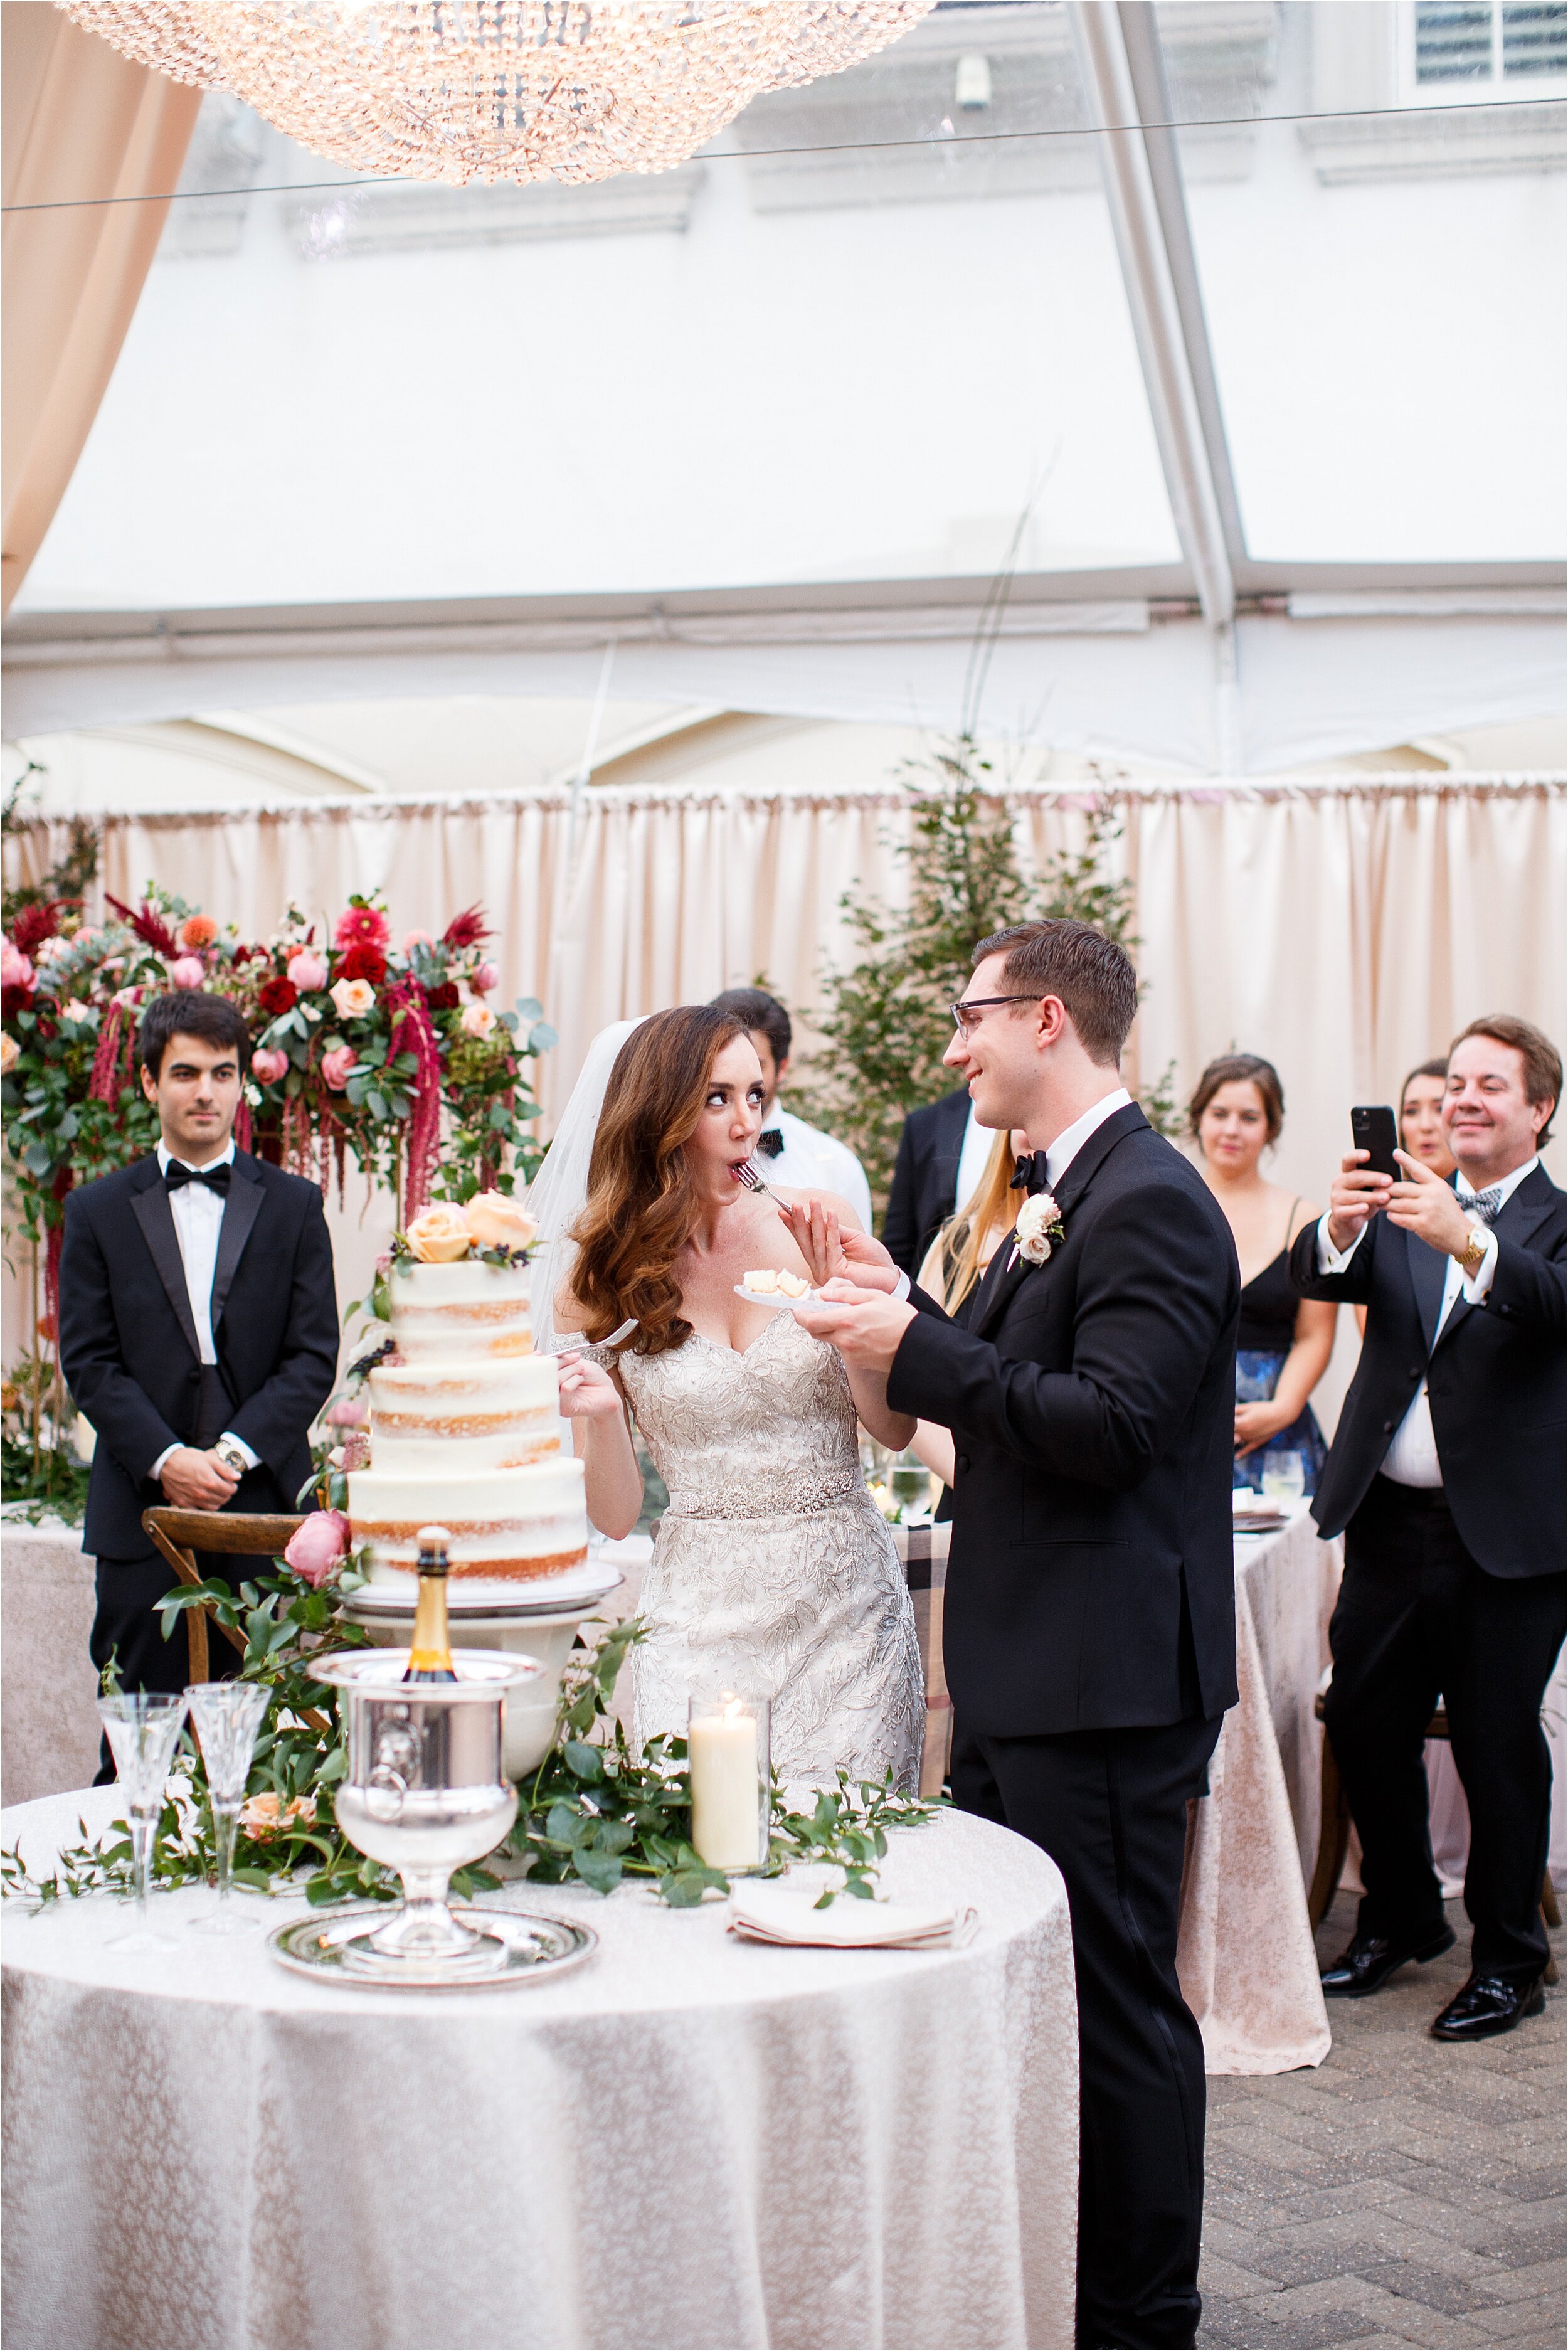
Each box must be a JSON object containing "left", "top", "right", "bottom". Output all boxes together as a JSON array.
[{"left": 567, "top": 1004, "right": 750, "bottom": 1356}]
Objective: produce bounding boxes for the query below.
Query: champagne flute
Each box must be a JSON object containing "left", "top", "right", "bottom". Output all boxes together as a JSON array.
[
  {"left": 97, "top": 1692, "right": 187, "bottom": 1952},
  {"left": 186, "top": 1680, "right": 271, "bottom": 1935}
]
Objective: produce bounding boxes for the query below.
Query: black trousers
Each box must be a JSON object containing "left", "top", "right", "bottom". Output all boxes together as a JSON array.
[
  {"left": 953, "top": 1711, "right": 1222, "bottom": 2351},
  {"left": 1325, "top": 1474, "right": 1566, "bottom": 1983}
]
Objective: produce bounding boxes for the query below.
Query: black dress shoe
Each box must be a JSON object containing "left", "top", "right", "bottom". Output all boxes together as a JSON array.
[
  {"left": 1430, "top": 1972, "right": 1546, "bottom": 2041},
  {"left": 1320, "top": 1923, "right": 1456, "bottom": 1997}
]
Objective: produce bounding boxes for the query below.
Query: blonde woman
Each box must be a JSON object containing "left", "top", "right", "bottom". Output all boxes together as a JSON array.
[{"left": 907, "top": 1127, "right": 1025, "bottom": 1494}]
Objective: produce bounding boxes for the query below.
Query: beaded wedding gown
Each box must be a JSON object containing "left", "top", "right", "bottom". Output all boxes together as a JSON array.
[{"left": 613, "top": 1313, "right": 925, "bottom": 1792}]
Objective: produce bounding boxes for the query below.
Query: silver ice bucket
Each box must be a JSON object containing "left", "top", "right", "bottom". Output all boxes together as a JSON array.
[{"left": 312, "top": 1648, "right": 544, "bottom": 1966}]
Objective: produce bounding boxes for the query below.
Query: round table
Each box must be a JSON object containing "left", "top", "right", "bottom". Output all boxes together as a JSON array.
[{"left": 1, "top": 1788, "right": 1078, "bottom": 2350}]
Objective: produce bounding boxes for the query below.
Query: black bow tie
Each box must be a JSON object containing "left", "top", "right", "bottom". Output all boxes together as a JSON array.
[
  {"left": 1009, "top": 1150, "right": 1052, "bottom": 1194},
  {"left": 757, "top": 1128, "right": 785, "bottom": 1159},
  {"left": 164, "top": 1160, "right": 231, "bottom": 1195}
]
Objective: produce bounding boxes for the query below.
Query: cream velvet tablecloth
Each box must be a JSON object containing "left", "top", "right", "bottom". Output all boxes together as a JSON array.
[
  {"left": 1, "top": 1790, "right": 1078, "bottom": 2351},
  {"left": 0, "top": 1514, "right": 98, "bottom": 1804},
  {"left": 1177, "top": 1507, "right": 1335, "bottom": 2076}
]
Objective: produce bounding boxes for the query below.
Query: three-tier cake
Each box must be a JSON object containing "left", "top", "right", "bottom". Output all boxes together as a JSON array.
[{"left": 347, "top": 1249, "right": 588, "bottom": 1603}]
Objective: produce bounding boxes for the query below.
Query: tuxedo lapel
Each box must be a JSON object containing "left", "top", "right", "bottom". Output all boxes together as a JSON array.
[
  {"left": 1404, "top": 1225, "right": 1449, "bottom": 1354},
  {"left": 129, "top": 1159, "right": 201, "bottom": 1363},
  {"left": 1432, "top": 1164, "right": 1555, "bottom": 1357},
  {"left": 210, "top": 1154, "right": 264, "bottom": 1337},
  {"left": 972, "top": 1101, "right": 1148, "bottom": 1340}
]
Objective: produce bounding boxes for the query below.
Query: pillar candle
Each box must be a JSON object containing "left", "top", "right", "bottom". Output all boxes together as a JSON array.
[{"left": 689, "top": 1699, "right": 761, "bottom": 1870}]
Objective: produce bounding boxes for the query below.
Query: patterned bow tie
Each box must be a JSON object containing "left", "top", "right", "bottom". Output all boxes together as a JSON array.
[
  {"left": 164, "top": 1160, "right": 231, "bottom": 1195},
  {"left": 1461, "top": 1182, "right": 1505, "bottom": 1226},
  {"left": 756, "top": 1129, "right": 785, "bottom": 1159},
  {"left": 1009, "top": 1150, "right": 1052, "bottom": 1194}
]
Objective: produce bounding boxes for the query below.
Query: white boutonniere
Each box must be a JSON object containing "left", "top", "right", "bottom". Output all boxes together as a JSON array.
[{"left": 1011, "top": 1191, "right": 1066, "bottom": 1269}]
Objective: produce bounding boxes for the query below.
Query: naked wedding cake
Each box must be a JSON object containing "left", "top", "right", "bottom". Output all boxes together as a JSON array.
[{"left": 346, "top": 1197, "right": 589, "bottom": 1602}]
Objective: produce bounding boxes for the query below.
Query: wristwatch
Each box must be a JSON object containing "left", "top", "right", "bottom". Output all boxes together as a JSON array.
[
  {"left": 213, "top": 1436, "right": 250, "bottom": 1478},
  {"left": 1454, "top": 1226, "right": 1488, "bottom": 1282}
]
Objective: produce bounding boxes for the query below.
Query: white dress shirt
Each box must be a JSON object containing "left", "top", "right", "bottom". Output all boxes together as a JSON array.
[
  {"left": 758, "top": 1103, "right": 874, "bottom": 1233},
  {"left": 1315, "top": 1157, "right": 1537, "bottom": 1488},
  {"left": 149, "top": 1139, "right": 259, "bottom": 1480}
]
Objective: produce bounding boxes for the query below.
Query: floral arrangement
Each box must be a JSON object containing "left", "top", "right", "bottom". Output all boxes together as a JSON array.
[
  {"left": 1, "top": 1528, "right": 938, "bottom": 1913},
  {"left": 1, "top": 881, "right": 554, "bottom": 1510}
]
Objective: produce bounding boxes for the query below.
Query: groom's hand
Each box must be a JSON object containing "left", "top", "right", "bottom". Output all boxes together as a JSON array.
[{"left": 795, "top": 1278, "right": 916, "bottom": 1372}]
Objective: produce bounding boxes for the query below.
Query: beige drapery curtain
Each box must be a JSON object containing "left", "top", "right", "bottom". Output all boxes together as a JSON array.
[
  {"left": 8, "top": 774, "right": 1562, "bottom": 1201},
  {"left": 2, "top": 5, "right": 199, "bottom": 616}
]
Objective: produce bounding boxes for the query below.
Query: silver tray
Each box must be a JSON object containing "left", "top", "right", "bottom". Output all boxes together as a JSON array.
[{"left": 268, "top": 1903, "right": 598, "bottom": 1989}]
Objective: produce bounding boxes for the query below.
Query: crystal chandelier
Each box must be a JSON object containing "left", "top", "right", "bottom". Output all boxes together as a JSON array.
[{"left": 61, "top": 1, "right": 935, "bottom": 186}]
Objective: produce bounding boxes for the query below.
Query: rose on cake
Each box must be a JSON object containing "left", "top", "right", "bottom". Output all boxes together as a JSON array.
[
  {"left": 465, "top": 1191, "right": 538, "bottom": 1252},
  {"left": 405, "top": 1202, "right": 474, "bottom": 1262}
]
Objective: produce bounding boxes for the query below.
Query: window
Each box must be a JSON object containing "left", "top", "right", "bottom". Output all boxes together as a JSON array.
[{"left": 1411, "top": 2, "right": 1567, "bottom": 91}]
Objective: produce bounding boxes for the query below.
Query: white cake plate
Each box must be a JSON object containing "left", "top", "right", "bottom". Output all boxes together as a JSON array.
[
  {"left": 734, "top": 1282, "right": 822, "bottom": 1312},
  {"left": 344, "top": 1558, "right": 624, "bottom": 1620}
]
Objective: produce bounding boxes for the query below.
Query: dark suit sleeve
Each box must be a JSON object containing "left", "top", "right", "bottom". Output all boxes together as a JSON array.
[
  {"left": 1288, "top": 1213, "right": 1376, "bottom": 1303},
  {"left": 1483, "top": 1227, "right": 1565, "bottom": 1339},
  {"left": 887, "top": 1180, "right": 1234, "bottom": 1489},
  {"left": 224, "top": 1188, "right": 340, "bottom": 1473},
  {"left": 881, "top": 1116, "right": 922, "bottom": 1271},
  {"left": 58, "top": 1192, "right": 181, "bottom": 1480}
]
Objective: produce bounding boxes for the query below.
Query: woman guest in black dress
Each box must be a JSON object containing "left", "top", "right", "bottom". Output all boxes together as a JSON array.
[{"left": 1190, "top": 1054, "right": 1336, "bottom": 1494}]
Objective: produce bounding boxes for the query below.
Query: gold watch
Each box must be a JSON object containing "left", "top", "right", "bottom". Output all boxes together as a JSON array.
[{"left": 1455, "top": 1227, "right": 1488, "bottom": 1280}]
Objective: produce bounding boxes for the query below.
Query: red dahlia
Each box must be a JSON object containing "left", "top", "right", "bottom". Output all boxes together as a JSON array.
[
  {"left": 334, "top": 903, "right": 391, "bottom": 953},
  {"left": 425, "top": 981, "right": 460, "bottom": 1012}
]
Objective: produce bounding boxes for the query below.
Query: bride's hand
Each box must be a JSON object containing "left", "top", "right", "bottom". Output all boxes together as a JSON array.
[
  {"left": 778, "top": 1199, "right": 900, "bottom": 1293},
  {"left": 554, "top": 1353, "right": 625, "bottom": 1420}
]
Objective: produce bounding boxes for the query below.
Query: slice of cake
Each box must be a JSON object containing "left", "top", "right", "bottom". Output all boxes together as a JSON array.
[{"left": 346, "top": 1199, "right": 590, "bottom": 1601}]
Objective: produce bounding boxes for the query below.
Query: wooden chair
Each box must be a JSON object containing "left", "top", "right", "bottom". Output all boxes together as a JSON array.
[
  {"left": 1311, "top": 1679, "right": 1560, "bottom": 1980},
  {"left": 141, "top": 1507, "right": 305, "bottom": 1682}
]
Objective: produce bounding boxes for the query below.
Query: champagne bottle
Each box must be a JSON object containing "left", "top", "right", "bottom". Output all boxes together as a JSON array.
[{"left": 404, "top": 1524, "right": 458, "bottom": 1684}]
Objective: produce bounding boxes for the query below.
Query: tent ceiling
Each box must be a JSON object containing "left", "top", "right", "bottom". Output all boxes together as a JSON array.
[{"left": 5, "top": 0, "right": 1563, "bottom": 772}]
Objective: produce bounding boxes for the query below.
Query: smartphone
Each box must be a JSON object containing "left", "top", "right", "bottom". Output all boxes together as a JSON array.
[{"left": 1350, "top": 1104, "right": 1399, "bottom": 1182}]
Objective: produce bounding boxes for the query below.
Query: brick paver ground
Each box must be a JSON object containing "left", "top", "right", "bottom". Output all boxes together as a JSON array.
[{"left": 1197, "top": 1889, "right": 1565, "bottom": 2350}]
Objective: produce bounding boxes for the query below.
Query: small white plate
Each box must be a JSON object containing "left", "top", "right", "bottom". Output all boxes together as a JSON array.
[{"left": 734, "top": 1282, "right": 820, "bottom": 1312}]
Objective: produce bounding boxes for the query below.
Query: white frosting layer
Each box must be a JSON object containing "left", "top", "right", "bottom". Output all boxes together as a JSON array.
[
  {"left": 350, "top": 1459, "right": 589, "bottom": 1586},
  {"left": 388, "top": 1255, "right": 532, "bottom": 1362},
  {"left": 366, "top": 1355, "right": 559, "bottom": 1472}
]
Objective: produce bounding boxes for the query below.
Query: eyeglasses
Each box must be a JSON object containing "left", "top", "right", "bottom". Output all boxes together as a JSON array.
[{"left": 950, "top": 994, "right": 1042, "bottom": 1038}]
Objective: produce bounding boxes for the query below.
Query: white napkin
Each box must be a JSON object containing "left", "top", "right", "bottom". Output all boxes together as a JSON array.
[{"left": 727, "top": 1883, "right": 978, "bottom": 1950}]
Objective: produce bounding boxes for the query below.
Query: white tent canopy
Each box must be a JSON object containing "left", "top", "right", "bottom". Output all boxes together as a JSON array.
[{"left": 4, "top": 1, "right": 1564, "bottom": 773}]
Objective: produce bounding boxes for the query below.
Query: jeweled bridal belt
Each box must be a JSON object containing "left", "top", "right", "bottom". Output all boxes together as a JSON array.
[{"left": 661, "top": 1467, "right": 863, "bottom": 1522}]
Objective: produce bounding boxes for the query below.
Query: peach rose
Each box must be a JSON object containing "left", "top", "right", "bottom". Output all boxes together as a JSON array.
[
  {"left": 459, "top": 999, "right": 495, "bottom": 1039},
  {"left": 283, "top": 1508, "right": 351, "bottom": 1588},
  {"left": 405, "top": 1202, "right": 473, "bottom": 1263},
  {"left": 179, "top": 915, "right": 218, "bottom": 949},
  {"left": 464, "top": 1191, "right": 538, "bottom": 1252},
  {"left": 59, "top": 998, "right": 95, "bottom": 1026},
  {"left": 240, "top": 1790, "right": 317, "bottom": 1839},
  {"left": 320, "top": 1043, "right": 358, "bottom": 1091},
  {"left": 250, "top": 1047, "right": 289, "bottom": 1085},
  {"left": 33, "top": 934, "right": 68, "bottom": 965},
  {"left": 330, "top": 977, "right": 375, "bottom": 1019},
  {"left": 286, "top": 951, "right": 328, "bottom": 992},
  {"left": 169, "top": 956, "right": 205, "bottom": 989},
  {"left": 0, "top": 1032, "right": 19, "bottom": 1075}
]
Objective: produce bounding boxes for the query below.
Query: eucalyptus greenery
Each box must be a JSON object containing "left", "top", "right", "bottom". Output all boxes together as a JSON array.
[{"left": 2, "top": 1573, "right": 937, "bottom": 1915}]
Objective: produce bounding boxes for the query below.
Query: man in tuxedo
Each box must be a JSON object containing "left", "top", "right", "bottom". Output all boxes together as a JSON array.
[
  {"left": 60, "top": 991, "right": 339, "bottom": 1722},
  {"left": 798, "top": 920, "right": 1240, "bottom": 2350},
  {"left": 1291, "top": 1015, "right": 1564, "bottom": 2041},
  {"left": 882, "top": 1086, "right": 972, "bottom": 1273}
]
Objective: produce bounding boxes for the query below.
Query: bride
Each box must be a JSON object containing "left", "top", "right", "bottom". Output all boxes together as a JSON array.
[{"left": 534, "top": 1005, "right": 924, "bottom": 1791}]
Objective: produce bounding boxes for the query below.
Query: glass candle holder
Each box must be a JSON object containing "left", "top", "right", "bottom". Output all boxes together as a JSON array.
[{"left": 688, "top": 1693, "right": 770, "bottom": 1874}]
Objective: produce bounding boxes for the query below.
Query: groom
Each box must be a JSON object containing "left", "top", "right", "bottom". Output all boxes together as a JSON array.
[{"left": 798, "top": 920, "right": 1239, "bottom": 2350}]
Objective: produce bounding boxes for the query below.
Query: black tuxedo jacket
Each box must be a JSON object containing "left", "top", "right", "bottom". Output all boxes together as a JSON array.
[
  {"left": 882, "top": 1088, "right": 972, "bottom": 1273},
  {"left": 58, "top": 1150, "right": 340, "bottom": 1558},
  {"left": 887, "top": 1103, "right": 1241, "bottom": 1736},
  {"left": 1289, "top": 1164, "right": 1565, "bottom": 1578}
]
